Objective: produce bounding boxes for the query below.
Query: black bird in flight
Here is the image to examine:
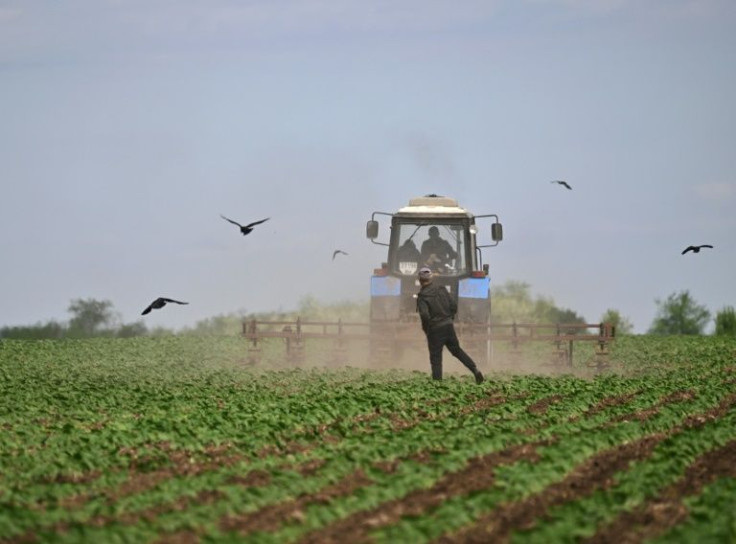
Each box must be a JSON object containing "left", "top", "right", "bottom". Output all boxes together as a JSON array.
[
  {"left": 141, "top": 297, "right": 189, "bottom": 315},
  {"left": 551, "top": 180, "right": 572, "bottom": 190},
  {"left": 332, "top": 249, "right": 348, "bottom": 261},
  {"left": 681, "top": 244, "right": 714, "bottom": 255},
  {"left": 220, "top": 215, "right": 270, "bottom": 236}
]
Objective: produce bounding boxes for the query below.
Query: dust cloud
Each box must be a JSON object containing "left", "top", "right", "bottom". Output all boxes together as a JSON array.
[{"left": 241, "top": 331, "right": 604, "bottom": 380}]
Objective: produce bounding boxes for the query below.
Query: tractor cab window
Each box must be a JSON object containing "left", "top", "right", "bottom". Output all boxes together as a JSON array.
[{"left": 394, "top": 223, "right": 467, "bottom": 276}]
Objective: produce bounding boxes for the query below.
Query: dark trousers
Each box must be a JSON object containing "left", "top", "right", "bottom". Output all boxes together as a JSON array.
[{"left": 426, "top": 323, "right": 478, "bottom": 380}]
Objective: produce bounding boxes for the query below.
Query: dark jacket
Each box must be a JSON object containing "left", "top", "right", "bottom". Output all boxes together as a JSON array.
[{"left": 417, "top": 282, "right": 456, "bottom": 333}]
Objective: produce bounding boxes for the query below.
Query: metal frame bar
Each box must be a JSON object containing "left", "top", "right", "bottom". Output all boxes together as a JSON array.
[
  {"left": 242, "top": 318, "right": 616, "bottom": 369},
  {"left": 243, "top": 319, "right": 615, "bottom": 342}
]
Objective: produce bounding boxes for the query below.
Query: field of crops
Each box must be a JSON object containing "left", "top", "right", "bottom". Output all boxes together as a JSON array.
[{"left": 1, "top": 335, "right": 735, "bottom": 543}]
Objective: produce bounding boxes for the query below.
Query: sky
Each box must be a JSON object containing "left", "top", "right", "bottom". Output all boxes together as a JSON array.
[{"left": 1, "top": 0, "right": 735, "bottom": 334}]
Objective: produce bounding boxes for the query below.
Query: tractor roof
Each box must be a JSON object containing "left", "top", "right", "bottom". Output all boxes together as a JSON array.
[{"left": 396, "top": 194, "right": 470, "bottom": 216}]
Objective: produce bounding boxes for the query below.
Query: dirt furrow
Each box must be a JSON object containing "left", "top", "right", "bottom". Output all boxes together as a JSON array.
[
  {"left": 608, "top": 389, "right": 696, "bottom": 425},
  {"left": 435, "top": 434, "right": 666, "bottom": 543},
  {"left": 586, "top": 439, "right": 736, "bottom": 544},
  {"left": 526, "top": 394, "right": 563, "bottom": 415},
  {"left": 386, "top": 392, "right": 506, "bottom": 431},
  {"left": 219, "top": 469, "right": 374, "bottom": 535},
  {"left": 60, "top": 447, "right": 244, "bottom": 508},
  {"left": 3, "top": 460, "right": 314, "bottom": 544},
  {"left": 11, "top": 389, "right": 718, "bottom": 544},
  {"left": 296, "top": 441, "right": 547, "bottom": 544},
  {"left": 16, "top": 391, "right": 508, "bottom": 539},
  {"left": 574, "top": 392, "right": 639, "bottom": 420},
  {"left": 436, "top": 392, "right": 736, "bottom": 543},
  {"left": 211, "top": 388, "right": 695, "bottom": 543}
]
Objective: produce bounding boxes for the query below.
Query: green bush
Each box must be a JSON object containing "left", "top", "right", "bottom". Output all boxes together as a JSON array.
[
  {"left": 714, "top": 306, "right": 736, "bottom": 336},
  {"left": 648, "top": 291, "right": 710, "bottom": 336}
]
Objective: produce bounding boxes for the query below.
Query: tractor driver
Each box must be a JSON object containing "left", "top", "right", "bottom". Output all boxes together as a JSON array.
[
  {"left": 398, "top": 238, "right": 421, "bottom": 263},
  {"left": 420, "top": 226, "right": 457, "bottom": 270},
  {"left": 396, "top": 238, "right": 422, "bottom": 275}
]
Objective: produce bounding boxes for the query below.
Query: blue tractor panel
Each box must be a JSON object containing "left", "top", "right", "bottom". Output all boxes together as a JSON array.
[
  {"left": 370, "top": 276, "right": 402, "bottom": 321},
  {"left": 458, "top": 276, "right": 490, "bottom": 299},
  {"left": 370, "top": 276, "right": 402, "bottom": 296},
  {"left": 457, "top": 276, "right": 491, "bottom": 323}
]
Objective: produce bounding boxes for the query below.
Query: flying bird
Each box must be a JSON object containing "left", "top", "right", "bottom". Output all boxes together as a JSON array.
[
  {"left": 332, "top": 249, "right": 348, "bottom": 261},
  {"left": 681, "top": 244, "right": 713, "bottom": 255},
  {"left": 220, "top": 215, "right": 270, "bottom": 236},
  {"left": 551, "top": 180, "right": 572, "bottom": 190},
  {"left": 141, "top": 297, "right": 189, "bottom": 315}
]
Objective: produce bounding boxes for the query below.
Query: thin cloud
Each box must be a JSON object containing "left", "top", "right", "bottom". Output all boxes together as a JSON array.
[
  {"left": 693, "top": 182, "right": 736, "bottom": 201},
  {"left": 2, "top": 1, "right": 503, "bottom": 38},
  {"left": 120, "top": 1, "right": 504, "bottom": 33},
  {"left": 4, "top": 0, "right": 731, "bottom": 66},
  {"left": 524, "top": 0, "right": 630, "bottom": 13},
  {"left": 0, "top": 7, "right": 22, "bottom": 23},
  {"left": 524, "top": 0, "right": 732, "bottom": 18},
  {"left": 0, "top": 1, "right": 503, "bottom": 64},
  {"left": 667, "top": 0, "right": 735, "bottom": 18}
]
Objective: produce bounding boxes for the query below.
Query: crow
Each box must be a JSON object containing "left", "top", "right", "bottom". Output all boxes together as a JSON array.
[
  {"left": 332, "top": 249, "right": 348, "bottom": 261},
  {"left": 141, "top": 297, "right": 189, "bottom": 315},
  {"left": 220, "top": 215, "right": 270, "bottom": 236},
  {"left": 681, "top": 244, "right": 714, "bottom": 255},
  {"left": 551, "top": 180, "right": 572, "bottom": 190}
]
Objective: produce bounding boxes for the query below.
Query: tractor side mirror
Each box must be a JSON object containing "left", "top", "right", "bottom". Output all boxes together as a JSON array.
[
  {"left": 491, "top": 222, "right": 503, "bottom": 242},
  {"left": 366, "top": 220, "right": 379, "bottom": 239}
]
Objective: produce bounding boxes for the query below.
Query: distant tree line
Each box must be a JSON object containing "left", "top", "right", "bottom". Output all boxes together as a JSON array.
[
  {"left": 0, "top": 298, "right": 149, "bottom": 340},
  {"left": 0, "top": 296, "right": 371, "bottom": 340},
  {"left": 644, "top": 290, "right": 735, "bottom": 336},
  {"left": 1, "top": 286, "right": 734, "bottom": 339},
  {"left": 489, "top": 281, "right": 588, "bottom": 334},
  {"left": 180, "top": 295, "right": 371, "bottom": 337}
]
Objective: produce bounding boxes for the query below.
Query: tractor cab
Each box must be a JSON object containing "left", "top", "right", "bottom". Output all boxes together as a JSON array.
[
  {"left": 367, "top": 195, "right": 503, "bottom": 323},
  {"left": 391, "top": 220, "right": 470, "bottom": 277}
]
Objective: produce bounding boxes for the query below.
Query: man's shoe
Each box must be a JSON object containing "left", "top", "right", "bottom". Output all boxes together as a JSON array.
[{"left": 474, "top": 370, "right": 485, "bottom": 384}]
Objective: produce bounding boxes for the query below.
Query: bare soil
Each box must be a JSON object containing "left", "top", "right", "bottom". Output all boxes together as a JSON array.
[
  {"left": 219, "top": 470, "right": 374, "bottom": 535},
  {"left": 526, "top": 394, "right": 564, "bottom": 416},
  {"left": 436, "top": 434, "right": 667, "bottom": 543},
  {"left": 586, "top": 439, "right": 736, "bottom": 544},
  {"left": 436, "top": 392, "right": 736, "bottom": 543},
  {"left": 297, "top": 441, "right": 546, "bottom": 544}
]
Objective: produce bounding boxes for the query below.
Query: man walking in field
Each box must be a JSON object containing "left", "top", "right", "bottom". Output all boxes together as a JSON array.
[{"left": 416, "top": 267, "right": 484, "bottom": 383}]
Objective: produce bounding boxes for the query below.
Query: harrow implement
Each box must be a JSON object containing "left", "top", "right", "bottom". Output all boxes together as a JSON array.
[{"left": 242, "top": 318, "right": 616, "bottom": 372}]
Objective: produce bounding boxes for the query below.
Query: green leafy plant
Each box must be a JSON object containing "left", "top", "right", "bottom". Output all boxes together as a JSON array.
[{"left": 1, "top": 335, "right": 735, "bottom": 542}]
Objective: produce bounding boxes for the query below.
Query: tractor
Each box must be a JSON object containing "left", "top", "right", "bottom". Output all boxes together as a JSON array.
[
  {"left": 242, "top": 194, "right": 614, "bottom": 370},
  {"left": 364, "top": 194, "right": 503, "bottom": 363},
  {"left": 367, "top": 194, "right": 502, "bottom": 324}
]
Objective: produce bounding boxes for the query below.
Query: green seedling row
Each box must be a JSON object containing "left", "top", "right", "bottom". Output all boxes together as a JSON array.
[{"left": 0, "top": 335, "right": 734, "bottom": 543}]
